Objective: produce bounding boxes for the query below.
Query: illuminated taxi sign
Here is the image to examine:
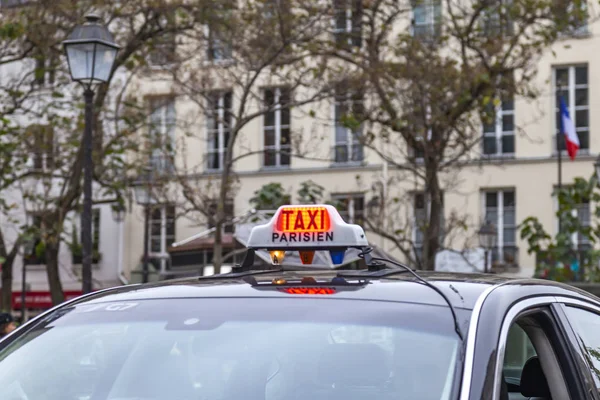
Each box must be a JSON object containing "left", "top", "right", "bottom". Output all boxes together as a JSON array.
[
  {"left": 276, "top": 206, "right": 330, "bottom": 233},
  {"left": 246, "top": 204, "right": 368, "bottom": 250}
]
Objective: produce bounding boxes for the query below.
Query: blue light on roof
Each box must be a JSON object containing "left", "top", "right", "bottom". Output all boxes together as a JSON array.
[{"left": 329, "top": 250, "right": 345, "bottom": 265}]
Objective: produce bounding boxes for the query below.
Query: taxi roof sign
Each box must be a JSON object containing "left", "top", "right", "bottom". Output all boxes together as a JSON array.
[{"left": 246, "top": 204, "right": 369, "bottom": 250}]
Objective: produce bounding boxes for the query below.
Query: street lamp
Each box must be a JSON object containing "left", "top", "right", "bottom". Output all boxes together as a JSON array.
[
  {"left": 63, "top": 15, "right": 120, "bottom": 294},
  {"left": 478, "top": 220, "right": 497, "bottom": 274},
  {"left": 111, "top": 202, "right": 126, "bottom": 222},
  {"left": 133, "top": 166, "right": 157, "bottom": 283}
]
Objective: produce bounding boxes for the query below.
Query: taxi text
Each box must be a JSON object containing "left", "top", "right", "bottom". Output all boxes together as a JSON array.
[{"left": 272, "top": 232, "right": 334, "bottom": 243}]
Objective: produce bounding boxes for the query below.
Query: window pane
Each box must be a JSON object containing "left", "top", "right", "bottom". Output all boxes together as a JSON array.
[
  {"left": 578, "top": 130, "right": 589, "bottom": 150},
  {"left": 501, "top": 134, "right": 514, "bottom": 154},
  {"left": 503, "top": 324, "right": 536, "bottom": 380},
  {"left": 281, "top": 107, "right": 290, "bottom": 126},
  {"left": 502, "top": 98, "right": 514, "bottom": 111},
  {"left": 264, "top": 111, "right": 275, "bottom": 127},
  {"left": 555, "top": 68, "right": 569, "bottom": 87},
  {"left": 503, "top": 227, "right": 516, "bottom": 245},
  {"left": 336, "top": 125, "right": 348, "bottom": 143},
  {"left": 504, "top": 210, "right": 515, "bottom": 226},
  {"left": 556, "top": 134, "right": 566, "bottom": 151},
  {"left": 486, "top": 192, "right": 498, "bottom": 208},
  {"left": 575, "top": 109, "right": 588, "bottom": 128},
  {"left": 264, "top": 149, "right": 276, "bottom": 166},
  {"left": 563, "top": 307, "right": 600, "bottom": 389},
  {"left": 280, "top": 128, "right": 290, "bottom": 145},
  {"left": 207, "top": 152, "right": 220, "bottom": 170},
  {"left": 335, "top": 145, "right": 348, "bottom": 162},
  {"left": 504, "top": 191, "right": 515, "bottom": 207},
  {"left": 264, "top": 89, "right": 275, "bottom": 107},
  {"left": 150, "top": 238, "right": 161, "bottom": 253},
  {"left": 575, "top": 66, "right": 588, "bottom": 85},
  {"left": 264, "top": 128, "right": 275, "bottom": 146},
  {"left": 575, "top": 88, "right": 588, "bottom": 106},
  {"left": 502, "top": 114, "right": 514, "bottom": 132},
  {"left": 483, "top": 136, "right": 497, "bottom": 155},
  {"left": 280, "top": 147, "right": 291, "bottom": 165}
]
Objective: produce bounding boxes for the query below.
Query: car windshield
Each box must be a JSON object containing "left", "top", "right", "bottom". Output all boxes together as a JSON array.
[{"left": 0, "top": 297, "right": 465, "bottom": 400}]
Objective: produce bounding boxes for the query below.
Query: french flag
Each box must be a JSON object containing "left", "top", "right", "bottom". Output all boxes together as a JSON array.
[{"left": 559, "top": 97, "right": 580, "bottom": 161}]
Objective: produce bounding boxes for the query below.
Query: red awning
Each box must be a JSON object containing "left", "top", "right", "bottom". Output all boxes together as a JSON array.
[{"left": 12, "top": 291, "right": 83, "bottom": 310}]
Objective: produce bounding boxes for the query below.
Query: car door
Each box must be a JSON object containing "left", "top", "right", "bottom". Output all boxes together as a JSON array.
[{"left": 556, "top": 301, "right": 600, "bottom": 399}]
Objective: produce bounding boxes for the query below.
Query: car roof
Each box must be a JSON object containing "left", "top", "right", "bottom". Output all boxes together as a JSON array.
[{"left": 70, "top": 271, "right": 600, "bottom": 312}]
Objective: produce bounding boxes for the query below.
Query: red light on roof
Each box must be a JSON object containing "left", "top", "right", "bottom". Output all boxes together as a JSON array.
[
  {"left": 280, "top": 287, "right": 336, "bottom": 295},
  {"left": 276, "top": 207, "right": 331, "bottom": 233}
]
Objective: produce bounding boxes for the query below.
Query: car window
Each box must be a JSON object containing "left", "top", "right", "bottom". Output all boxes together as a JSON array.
[
  {"left": 503, "top": 323, "right": 537, "bottom": 382},
  {"left": 563, "top": 305, "right": 600, "bottom": 392},
  {"left": 0, "top": 298, "right": 465, "bottom": 400}
]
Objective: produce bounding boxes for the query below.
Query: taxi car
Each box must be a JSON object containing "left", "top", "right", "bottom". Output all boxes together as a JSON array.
[{"left": 1, "top": 205, "right": 600, "bottom": 400}]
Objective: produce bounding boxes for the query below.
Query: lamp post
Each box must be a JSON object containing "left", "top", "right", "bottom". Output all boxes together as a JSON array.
[
  {"left": 63, "top": 15, "right": 120, "bottom": 294},
  {"left": 478, "top": 220, "right": 497, "bottom": 274},
  {"left": 133, "top": 166, "right": 156, "bottom": 284}
]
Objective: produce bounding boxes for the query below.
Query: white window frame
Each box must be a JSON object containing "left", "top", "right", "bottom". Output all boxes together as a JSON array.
[
  {"left": 149, "top": 97, "right": 176, "bottom": 172},
  {"left": 412, "top": 0, "right": 442, "bottom": 38},
  {"left": 204, "top": 24, "right": 232, "bottom": 63},
  {"left": 553, "top": 189, "right": 591, "bottom": 249},
  {"left": 263, "top": 87, "right": 291, "bottom": 168},
  {"left": 553, "top": 64, "right": 588, "bottom": 153},
  {"left": 412, "top": 191, "right": 445, "bottom": 252},
  {"left": 148, "top": 205, "right": 176, "bottom": 271},
  {"left": 482, "top": 100, "right": 515, "bottom": 157},
  {"left": 482, "top": 189, "right": 517, "bottom": 264},
  {"left": 333, "top": 87, "right": 363, "bottom": 164},
  {"left": 206, "top": 92, "right": 232, "bottom": 171},
  {"left": 332, "top": 0, "right": 360, "bottom": 46}
]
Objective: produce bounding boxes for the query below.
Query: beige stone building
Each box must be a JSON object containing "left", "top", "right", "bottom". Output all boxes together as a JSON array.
[{"left": 120, "top": 1, "right": 600, "bottom": 282}]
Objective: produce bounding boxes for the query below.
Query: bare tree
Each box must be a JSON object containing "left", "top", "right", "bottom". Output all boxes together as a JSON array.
[
  {"left": 156, "top": 0, "right": 338, "bottom": 273},
  {"left": 321, "top": 0, "right": 587, "bottom": 270}
]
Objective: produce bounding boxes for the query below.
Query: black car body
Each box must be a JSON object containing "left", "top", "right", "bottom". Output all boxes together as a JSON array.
[{"left": 1, "top": 270, "right": 600, "bottom": 400}]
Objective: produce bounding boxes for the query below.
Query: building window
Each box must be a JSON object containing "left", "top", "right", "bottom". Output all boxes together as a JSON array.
[
  {"left": 481, "top": 0, "right": 513, "bottom": 36},
  {"left": 149, "top": 32, "right": 177, "bottom": 66},
  {"left": 555, "top": 189, "right": 592, "bottom": 262},
  {"left": 25, "top": 124, "right": 55, "bottom": 171},
  {"left": 554, "top": 65, "right": 588, "bottom": 152},
  {"left": 208, "top": 199, "right": 235, "bottom": 233},
  {"left": 332, "top": 194, "right": 364, "bottom": 225},
  {"left": 553, "top": 0, "right": 588, "bottom": 36},
  {"left": 333, "top": 0, "right": 362, "bottom": 47},
  {"left": 482, "top": 96, "right": 514, "bottom": 156},
  {"left": 149, "top": 205, "right": 176, "bottom": 256},
  {"left": 206, "top": 91, "right": 233, "bottom": 171},
  {"left": 412, "top": 0, "right": 442, "bottom": 39},
  {"left": 334, "top": 85, "right": 364, "bottom": 163},
  {"left": 263, "top": 87, "right": 291, "bottom": 167},
  {"left": 149, "top": 97, "right": 176, "bottom": 172},
  {"left": 484, "top": 190, "right": 518, "bottom": 266},
  {"left": 413, "top": 192, "right": 444, "bottom": 261},
  {"left": 206, "top": 25, "right": 232, "bottom": 62}
]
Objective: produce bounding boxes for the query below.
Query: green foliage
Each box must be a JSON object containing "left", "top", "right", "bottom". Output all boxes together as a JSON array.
[
  {"left": 520, "top": 176, "right": 600, "bottom": 282},
  {"left": 297, "top": 180, "right": 325, "bottom": 204},
  {"left": 249, "top": 183, "right": 291, "bottom": 210}
]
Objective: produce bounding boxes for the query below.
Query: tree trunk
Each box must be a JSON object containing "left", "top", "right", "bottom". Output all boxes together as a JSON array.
[
  {"left": 424, "top": 162, "right": 442, "bottom": 271},
  {"left": 1, "top": 258, "right": 13, "bottom": 312},
  {"left": 45, "top": 241, "right": 64, "bottom": 305}
]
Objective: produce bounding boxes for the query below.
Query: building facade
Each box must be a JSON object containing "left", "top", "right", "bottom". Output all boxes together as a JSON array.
[{"left": 118, "top": 1, "right": 600, "bottom": 281}]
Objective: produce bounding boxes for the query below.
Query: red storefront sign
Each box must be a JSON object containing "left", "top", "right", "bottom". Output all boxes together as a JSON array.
[{"left": 12, "top": 291, "right": 83, "bottom": 310}]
